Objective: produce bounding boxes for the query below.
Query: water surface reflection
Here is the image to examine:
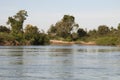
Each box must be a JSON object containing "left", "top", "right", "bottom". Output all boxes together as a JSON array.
[{"left": 0, "top": 45, "right": 120, "bottom": 80}]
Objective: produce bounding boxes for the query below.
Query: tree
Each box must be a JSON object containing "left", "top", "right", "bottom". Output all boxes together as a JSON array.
[
  {"left": 48, "top": 24, "right": 56, "bottom": 34},
  {"left": 48, "top": 15, "right": 79, "bottom": 38},
  {"left": 117, "top": 23, "right": 120, "bottom": 30},
  {"left": 24, "top": 24, "right": 50, "bottom": 45},
  {"left": 71, "top": 32, "right": 78, "bottom": 41},
  {"left": 7, "top": 10, "right": 28, "bottom": 34},
  {"left": 98, "top": 25, "right": 110, "bottom": 35},
  {"left": 77, "top": 28, "right": 87, "bottom": 37},
  {"left": 24, "top": 24, "right": 39, "bottom": 40},
  {"left": 88, "top": 29, "right": 98, "bottom": 38},
  {"left": 0, "top": 25, "right": 10, "bottom": 33}
]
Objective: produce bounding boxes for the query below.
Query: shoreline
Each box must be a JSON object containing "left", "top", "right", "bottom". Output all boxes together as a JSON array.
[
  {"left": 0, "top": 40, "right": 96, "bottom": 46},
  {"left": 0, "top": 40, "right": 120, "bottom": 46},
  {"left": 50, "top": 40, "right": 96, "bottom": 45}
]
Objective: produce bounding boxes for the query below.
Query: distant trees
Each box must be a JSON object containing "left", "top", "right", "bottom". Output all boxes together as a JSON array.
[
  {"left": 87, "top": 24, "right": 120, "bottom": 45},
  {"left": 98, "top": 25, "right": 110, "bottom": 35},
  {"left": 24, "top": 24, "right": 49, "bottom": 45},
  {"left": 0, "top": 10, "right": 50, "bottom": 45},
  {"left": 48, "top": 24, "right": 56, "bottom": 34},
  {"left": 5, "top": 10, "right": 28, "bottom": 42},
  {"left": 24, "top": 24, "right": 39, "bottom": 40},
  {"left": 0, "top": 25, "right": 14, "bottom": 44},
  {"left": 7, "top": 10, "right": 28, "bottom": 34},
  {"left": 88, "top": 29, "right": 97, "bottom": 37},
  {"left": 88, "top": 25, "right": 110, "bottom": 38},
  {"left": 48, "top": 15, "right": 79, "bottom": 38},
  {"left": 117, "top": 23, "right": 120, "bottom": 30},
  {"left": 77, "top": 28, "right": 87, "bottom": 37},
  {"left": 1, "top": 10, "right": 120, "bottom": 45}
]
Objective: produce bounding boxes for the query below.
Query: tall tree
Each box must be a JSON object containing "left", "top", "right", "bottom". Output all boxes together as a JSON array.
[
  {"left": 48, "top": 15, "right": 79, "bottom": 38},
  {"left": 7, "top": 10, "right": 28, "bottom": 34}
]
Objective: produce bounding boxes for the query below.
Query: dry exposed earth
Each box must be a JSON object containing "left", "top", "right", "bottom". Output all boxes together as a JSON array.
[{"left": 50, "top": 40, "right": 96, "bottom": 45}]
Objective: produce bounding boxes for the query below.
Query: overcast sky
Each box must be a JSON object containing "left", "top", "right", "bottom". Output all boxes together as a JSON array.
[{"left": 0, "top": 0, "right": 120, "bottom": 31}]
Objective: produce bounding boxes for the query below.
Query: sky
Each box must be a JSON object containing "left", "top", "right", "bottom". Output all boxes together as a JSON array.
[{"left": 0, "top": 0, "right": 120, "bottom": 32}]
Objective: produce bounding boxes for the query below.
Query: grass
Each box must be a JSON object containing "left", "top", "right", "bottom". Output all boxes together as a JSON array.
[{"left": 96, "top": 36, "right": 120, "bottom": 46}]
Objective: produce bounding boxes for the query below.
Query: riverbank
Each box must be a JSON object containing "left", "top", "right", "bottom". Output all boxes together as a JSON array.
[
  {"left": 1, "top": 39, "right": 119, "bottom": 46},
  {"left": 50, "top": 40, "right": 96, "bottom": 45}
]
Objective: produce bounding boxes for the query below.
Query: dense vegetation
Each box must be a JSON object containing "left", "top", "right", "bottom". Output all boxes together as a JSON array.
[
  {"left": 0, "top": 10, "right": 120, "bottom": 46},
  {"left": 88, "top": 25, "right": 120, "bottom": 45},
  {"left": 0, "top": 10, "right": 49, "bottom": 45},
  {"left": 48, "top": 14, "right": 120, "bottom": 46}
]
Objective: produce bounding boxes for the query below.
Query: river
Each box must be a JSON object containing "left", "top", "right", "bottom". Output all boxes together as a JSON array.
[{"left": 0, "top": 45, "right": 120, "bottom": 80}]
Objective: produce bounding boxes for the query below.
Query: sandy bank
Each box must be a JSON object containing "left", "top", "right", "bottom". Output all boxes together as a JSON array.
[
  {"left": 50, "top": 40, "right": 96, "bottom": 45},
  {"left": 50, "top": 40, "right": 74, "bottom": 45}
]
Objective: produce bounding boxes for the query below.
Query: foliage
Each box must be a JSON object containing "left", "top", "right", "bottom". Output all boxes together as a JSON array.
[
  {"left": 24, "top": 24, "right": 50, "bottom": 45},
  {"left": 0, "top": 25, "right": 10, "bottom": 33},
  {"left": 88, "top": 29, "right": 98, "bottom": 39},
  {"left": 117, "top": 23, "right": 120, "bottom": 30},
  {"left": 48, "top": 25, "right": 56, "bottom": 34},
  {"left": 24, "top": 24, "right": 39, "bottom": 40},
  {"left": 0, "top": 10, "right": 50, "bottom": 45},
  {"left": 48, "top": 15, "right": 79, "bottom": 38},
  {"left": 32, "top": 33, "right": 50, "bottom": 45},
  {"left": 77, "top": 28, "right": 87, "bottom": 37},
  {"left": 96, "top": 37, "right": 120, "bottom": 45},
  {"left": 7, "top": 10, "right": 28, "bottom": 34},
  {"left": 0, "top": 32, "right": 15, "bottom": 42},
  {"left": 71, "top": 33, "right": 78, "bottom": 41},
  {"left": 1, "top": 10, "right": 120, "bottom": 46},
  {"left": 98, "top": 25, "right": 110, "bottom": 35}
]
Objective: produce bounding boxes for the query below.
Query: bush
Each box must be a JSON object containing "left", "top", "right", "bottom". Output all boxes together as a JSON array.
[{"left": 31, "top": 33, "right": 50, "bottom": 45}]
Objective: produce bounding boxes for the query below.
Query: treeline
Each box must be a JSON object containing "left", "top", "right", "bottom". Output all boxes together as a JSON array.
[
  {"left": 0, "top": 10, "right": 49, "bottom": 45},
  {"left": 88, "top": 24, "right": 120, "bottom": 45},
  {"left": 48, "top": 14, "right": 120, "bottom": 45},
  {"left": 48, "top": 15, "right": 86, "bottom": 41},
  {"left": 0, "top": 10, "right": 120, "bottom": 46}
]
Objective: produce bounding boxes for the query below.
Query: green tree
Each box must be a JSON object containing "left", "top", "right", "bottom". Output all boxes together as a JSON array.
[
  {"left": 77, "top": 28, "right": 87, "bottom": 37},
  {"left": 117, "top": 23, "right": 120, "bottom": 30},
  {"left": 0, "top": 25, "right": 10, "bottom": 33},
  {"left": 24, "top": 24, "right": 39, "bottom": 40},
  {"left": 88, "top": 29, "right": 97, "bottom": 36},
  {"left": 48, "top": 15, "right": 79, "bottom": 38},
  {"left": 7, "top": 10, "right": 28, "bottom": 34},
  {"left": 33, "top": 33, "right": 50, "bottom": 45},
  {"left": 48, "top": 24, "right": 56, "bottom": 33},
  {"left": 98, "top": 25, "right": 110, "bottom": 35},
  {"left": 24, "top": 24, "right": 49, "bottom": 45},
  {"left": 109, "top": 27, "right": 117, "bottom": 36}
]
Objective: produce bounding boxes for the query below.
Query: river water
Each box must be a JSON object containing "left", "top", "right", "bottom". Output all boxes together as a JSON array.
[{"left": 0, "top": 45, "right": 120, "bottom": 80}]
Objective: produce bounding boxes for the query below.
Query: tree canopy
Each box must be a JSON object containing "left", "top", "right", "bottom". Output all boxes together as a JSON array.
[
  {"left": 98, "top": 25, "right": 110, "bottom": 35},
  {"left": 7, "top": 10, "right": 28, "bottom": 34},
  {"left": 0, "top": 10, "right": 50, "bottom": 45},
  {"left": 0, "top": 10, "right": 120, "bottom": 45},
  {"left": 0, "top": 25, "right": 10, "bottom": 33},
  {"left": 48, "top": 15, "right": 79, "bottom": 38}
]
